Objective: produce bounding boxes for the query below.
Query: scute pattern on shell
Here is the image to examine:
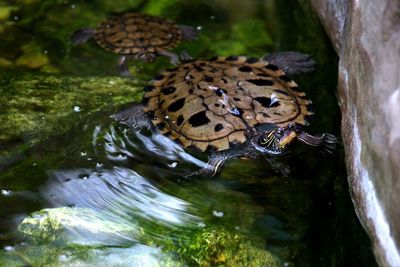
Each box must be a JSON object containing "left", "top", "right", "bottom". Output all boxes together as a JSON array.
[
  {"left": 94, "top": 13, "right": 181, "bottom": 54},
  {"left": 143, "top": 56, "right": 314, "bottom": 152}
]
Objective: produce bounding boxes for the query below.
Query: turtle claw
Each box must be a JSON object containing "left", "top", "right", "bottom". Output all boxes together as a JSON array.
[
  {"left": 179, "top": 25, "right": 198, "bottom": 41},
  {"left": 180, "top": 50, "right": 193, "bottom": 62},
  {"left": 321, "top": 133, "right": 340, "bottom": 154},
  {"left": 184, "top": 170, "right": 202, "bottom": 179},
  {"left": 297, "top": 131, "right": 340, "bottom": 153},
  {"left": 170, "top": 57, "right": 180, "bottom": 66},
  {"left": 117, "top": 56, "right": 133, "bottom": 77},
  {"left": 186, "top": 166, "right": 217, "bottom": 178},
  {"left": 185, "top": 154, "right": 225, "bottom": 178},
  {"left": 158, "top": 51, "right": 180, "bottom": 66},
  {"left": 118, "top": 67, "right": 133, "bottom": 78}
]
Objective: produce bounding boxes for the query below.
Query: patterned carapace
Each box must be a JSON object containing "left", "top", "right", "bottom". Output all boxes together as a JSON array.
[
  {"left": 143, "top": 56, "right": 315, "bottom": 152},
  {"left": 94, "top": 13, "right": 182, "bottom": 55}
]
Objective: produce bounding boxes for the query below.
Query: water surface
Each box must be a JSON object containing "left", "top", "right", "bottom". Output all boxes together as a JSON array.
[{"left": 0, "top": 0, "right": 377, "bottom": 266}]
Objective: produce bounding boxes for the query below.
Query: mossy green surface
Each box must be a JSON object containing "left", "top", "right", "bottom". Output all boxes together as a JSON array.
[
  {"left": 18, "top": 207, "right": 141, "bottom": 246},
  {"left": 173, "top": 226, "right": 282, "bottom": 267},
  {"left": 0, "top": 71, "right": 141, "bottom": 153},
  {"left": 15, "top": 207, "right": 282, "bottom": 267},
  {"left": 0, "top": 251, "right": 27, "bottom": 267},
  {"left": 6, "top": 244, "right": 184, "bottom": 267}
]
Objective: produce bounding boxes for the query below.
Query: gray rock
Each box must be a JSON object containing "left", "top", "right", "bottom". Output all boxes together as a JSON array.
[
  {"left": 310, "top": 0, "right": 400, "bottom": 266},
  {"left": 18, "top": 207, "right": 140, "bottom": 246}
]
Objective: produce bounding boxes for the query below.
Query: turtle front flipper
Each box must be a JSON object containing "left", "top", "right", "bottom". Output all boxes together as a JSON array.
[
  {"left": 117, "top": 56, "right": 133, "bottom": 77},
  {"left": 179, "top": 50, "right": 193, "bottom": 62},
  {"left": 187, "top": 140, "right": 258, "bottom": 177},
  {"left": 158, "top": 51, "right": 180, "bottom": 65},
  {"left": 297, "top": 132, "right": 340, "bottom": 153},
  {"left": 111, "top": 103, "right": 153, "bottom": 130},
  {"left": 71, "top": 28, "right": 95, "bottom": 45},
  {"left": 188, "top": 153, "right": 229, "bottom": 177},
  {"left": 263, "top": 51, "right": 316, "bottom": 76}
]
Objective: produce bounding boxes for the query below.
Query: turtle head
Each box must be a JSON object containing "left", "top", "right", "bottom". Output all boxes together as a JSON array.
[
  {"left": 257, "top": 124, "right": 340, "bottom": 155},
  {"left": 256, "top": 124, "right": 301, "bottom": 156},
  {"left": 258, "top": 124, "right": 298, "bottom": 155}
]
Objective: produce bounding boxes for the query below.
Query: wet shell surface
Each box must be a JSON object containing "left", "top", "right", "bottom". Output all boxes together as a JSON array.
[
  {"left": 94, "top": 13, "right": 181, "bottom": 55},
  {"left": 143, "top": 56, "right": 315, "bottom": 152}
]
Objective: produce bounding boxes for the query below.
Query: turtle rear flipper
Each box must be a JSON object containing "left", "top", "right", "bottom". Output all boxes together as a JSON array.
[
  {"left": 71, "top": 28, "right": 95, "bottom": 45},
  {"left": 111, "top": 103, "right": 152, "bottom": 130},
  {"left": 179, "top": 25, "right": 198, "bottom": 41},
  {"left": 263, "top": 51, "right": 316, "bottom": 76}
]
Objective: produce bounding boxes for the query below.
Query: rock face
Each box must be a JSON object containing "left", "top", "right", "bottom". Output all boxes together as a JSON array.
[{"left": 310, "top": 0, "right": 400, "bottom": 266}]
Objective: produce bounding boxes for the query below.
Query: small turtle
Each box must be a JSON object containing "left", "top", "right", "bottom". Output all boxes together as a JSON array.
[
  {"left": 71, "top": 13, "right": 197, "bottom": 76},
  {"left": 112, "top": 52, "right": 339, "bottom": 176}
]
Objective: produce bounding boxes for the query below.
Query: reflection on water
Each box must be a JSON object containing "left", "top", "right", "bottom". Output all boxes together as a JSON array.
[
  {"left": 101, "top": 125, "right": 205, "bottom": 171},
  {"left": 44, "top": 166, "right": 201, "bottom": 226},
  {"left": 1, "top": 118, "right": 304, "bottom": 265}
]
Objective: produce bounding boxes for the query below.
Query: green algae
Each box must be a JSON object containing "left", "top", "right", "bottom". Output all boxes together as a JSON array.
[
  {"left": 16, "top": 41, "right": 50, "bottom": 69},
  {"left": 173, "top": 226, "right": 282, "bottom": 267},
  {"left": 5, "top": 243, "right": 184, "bottom": 267},
  {"left": 0, "top": 6, "right": 18, "bottom": 21},
  {"left": 0, "top": 251, "right": 27, "bottom": 267},
  {"left": 18, "top": 207, "right": 141, "bottom": 246},
  {"left": 0, "top": 0, "right": 275, "bottom": 76},
  {"left": 0, "top": 71, "right": 141, "bottom": 152},
  {"left": 15, "top": 207, "right": 282, "bottom": 267}
]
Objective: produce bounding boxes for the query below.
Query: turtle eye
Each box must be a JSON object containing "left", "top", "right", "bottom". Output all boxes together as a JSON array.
[
  {"left": 274, "top": 128, "right": 284, "bottom": 138},
  {"left": 288, "top": 124, "right": 295, "bottom": 131}
]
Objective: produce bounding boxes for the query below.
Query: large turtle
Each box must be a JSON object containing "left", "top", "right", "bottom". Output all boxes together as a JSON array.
[
  {"left": 71, "top": 12, "right": 197, "bottom": 76},
  {"left": 112, "top": 52, "right": 339, "bottom": 176}
]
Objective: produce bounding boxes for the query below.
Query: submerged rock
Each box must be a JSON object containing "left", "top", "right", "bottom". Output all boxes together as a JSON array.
[
  {"left": 18, "top": 207, "right": 140, "bottom": 246},
  {"left": 310, "top": 0, "right": 400, "bottom": 266},
  {"left": 6, "top": 244, "right": 183, "bottom": 267},
  {"left": 16, "top": 207, "right": 283, "bottom": 266}
]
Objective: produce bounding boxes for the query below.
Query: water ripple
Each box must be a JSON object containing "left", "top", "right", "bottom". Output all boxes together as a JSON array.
[{"left": 42, "top": 166, "right": 201, "bottom": 228}]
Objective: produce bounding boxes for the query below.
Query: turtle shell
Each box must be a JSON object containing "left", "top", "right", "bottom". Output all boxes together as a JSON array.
[
  {"left": 143, "top": 56, "right": 315, "bottom": 152},
  {"left": 94, "top": 13, "right": 181, "bottom": 55}
]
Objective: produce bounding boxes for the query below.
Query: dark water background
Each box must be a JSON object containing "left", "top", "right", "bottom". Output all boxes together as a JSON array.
[{"left": 0, "top": 0, "right": 377, "bottom": 266}]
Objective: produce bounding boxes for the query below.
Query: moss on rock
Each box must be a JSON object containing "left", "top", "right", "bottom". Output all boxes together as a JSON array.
[
  {"left": 0, "top": 71, "right": 142, "bottom": 153},
  {"left": 18, "top": 207, "right": 141, "bottom": 246},
  {"left": 172, "top": 225, "right": 282, "bottom": 267},
  {"left": 16, "top": 207, "right": 283, "bottom": 266}
]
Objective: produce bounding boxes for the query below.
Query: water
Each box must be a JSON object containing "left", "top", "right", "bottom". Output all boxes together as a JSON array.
[{"left": 0, "top": 0, "right": 377, "bottom": 266}]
